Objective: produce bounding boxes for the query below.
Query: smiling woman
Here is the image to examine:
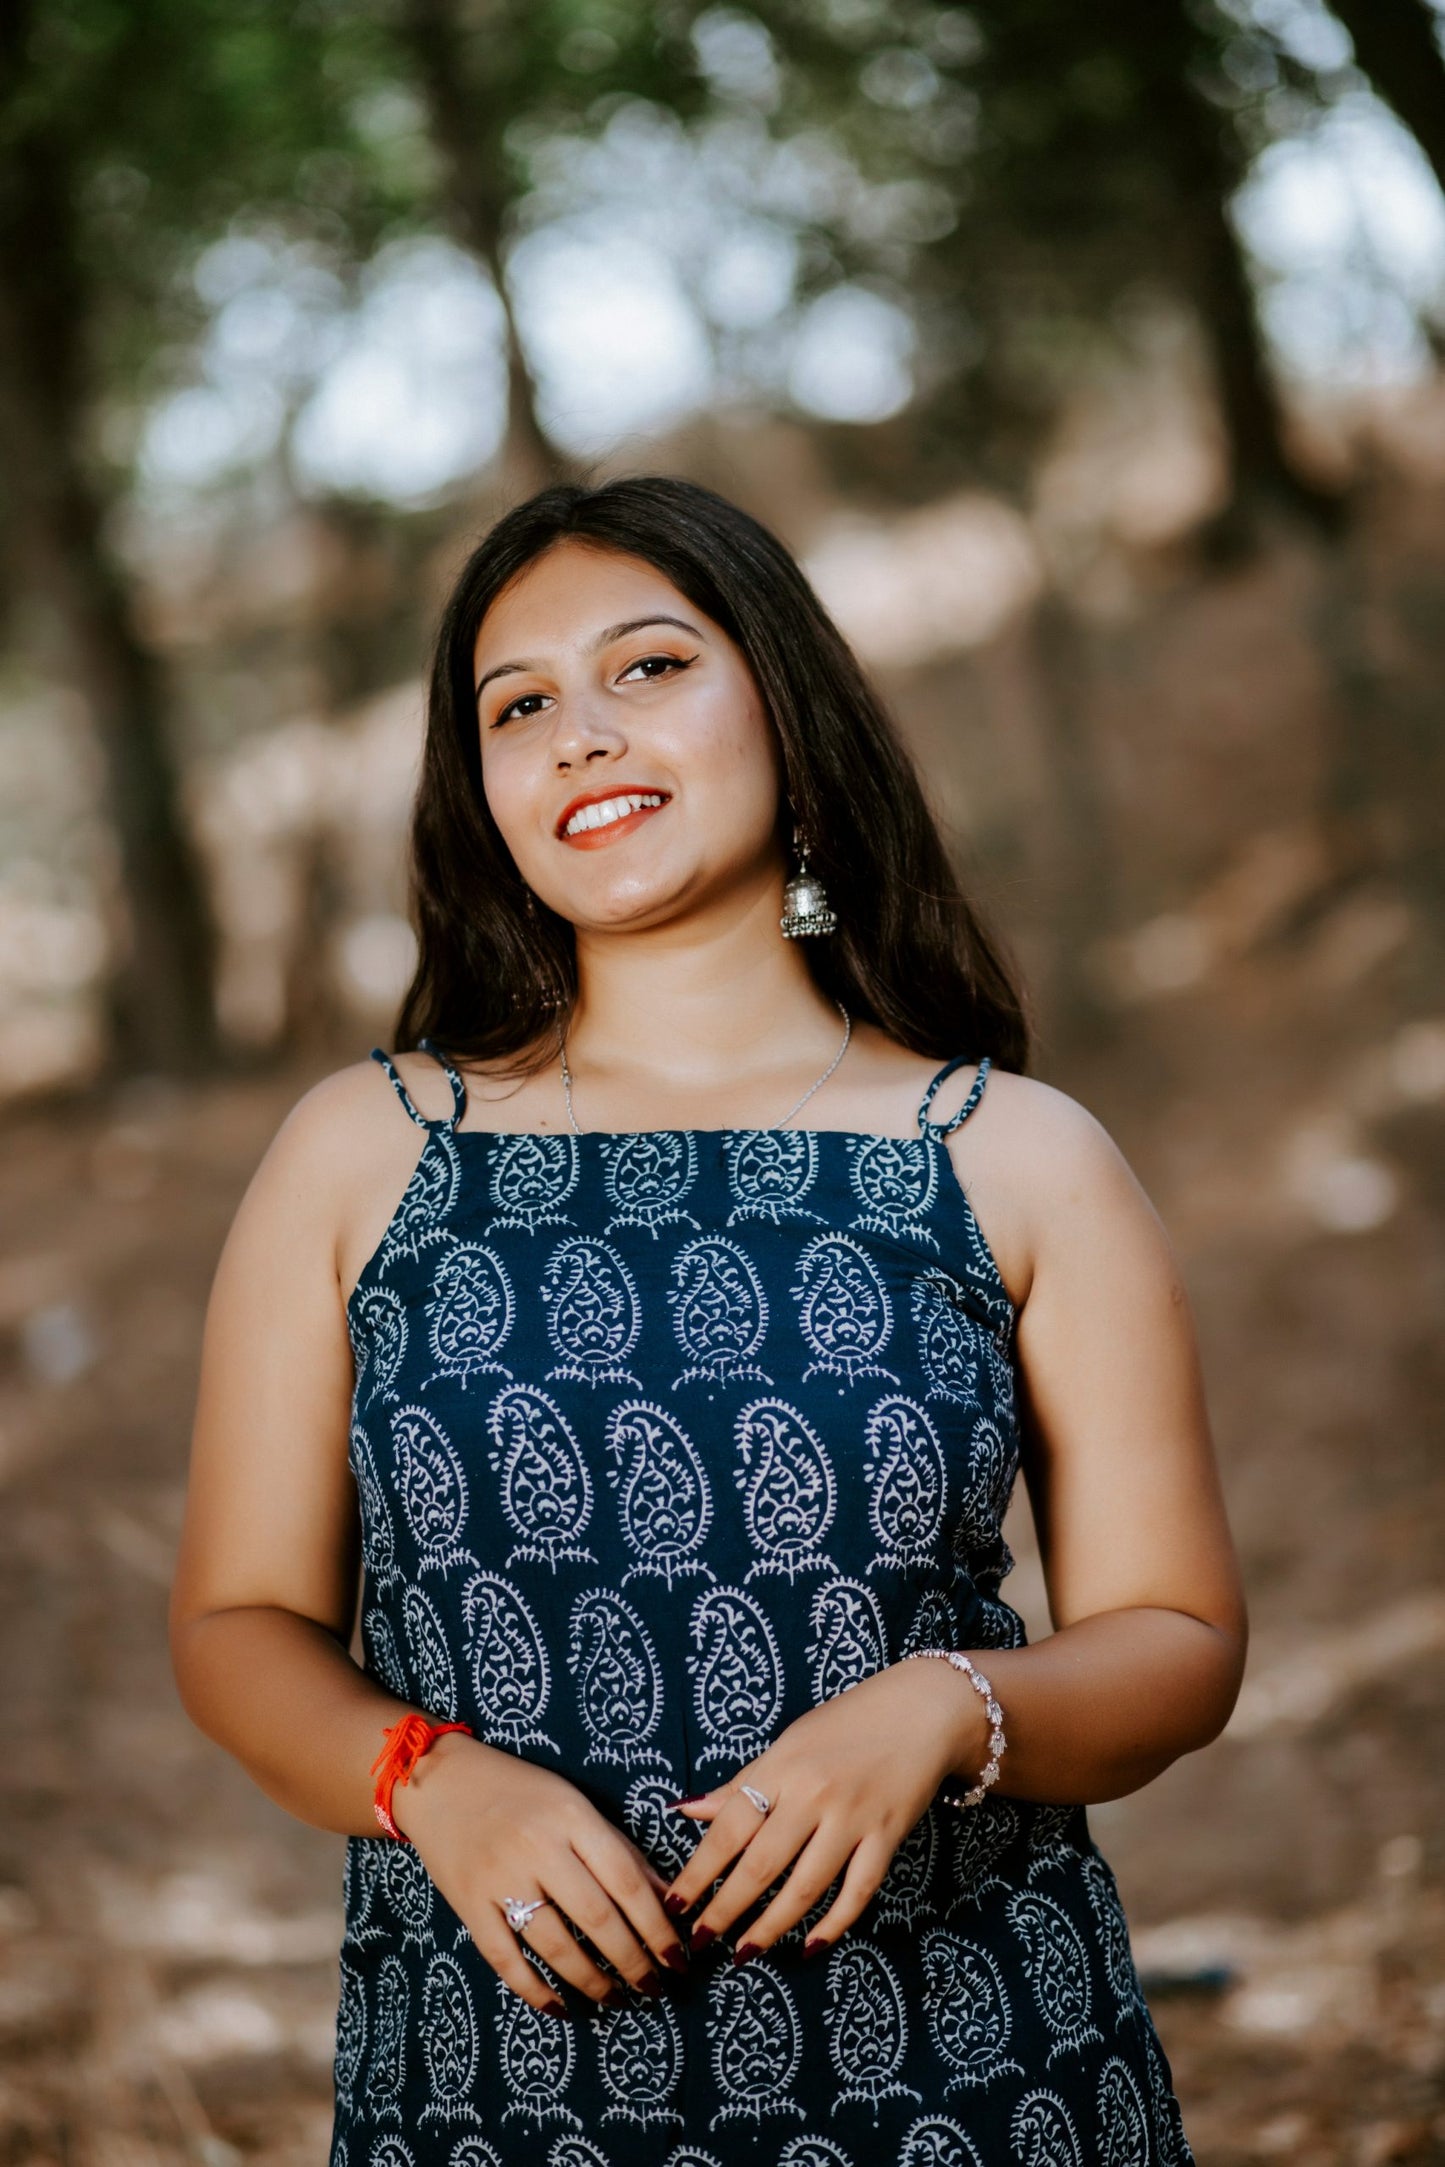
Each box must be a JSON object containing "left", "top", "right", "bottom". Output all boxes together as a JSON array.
[
  {"left": 398, "top": 474, "right": 1029, "bottom": 1077},
  {"left": 169, "top": 473, "right": 1243, "bottom": 2167}
]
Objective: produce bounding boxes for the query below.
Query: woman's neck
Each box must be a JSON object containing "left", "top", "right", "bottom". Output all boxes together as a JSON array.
[{"left": 565, "top": 899, "right": 845, "bottom": 1109}]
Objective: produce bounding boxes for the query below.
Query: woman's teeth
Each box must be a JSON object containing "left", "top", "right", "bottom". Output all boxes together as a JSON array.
[{"left": 562, "top": 792, "right": 666, "bottom": 838}]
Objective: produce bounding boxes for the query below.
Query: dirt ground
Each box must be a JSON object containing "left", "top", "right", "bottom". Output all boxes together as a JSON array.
[{"left": 0, "top": 907, "right": 1442, "bottom": 2165}]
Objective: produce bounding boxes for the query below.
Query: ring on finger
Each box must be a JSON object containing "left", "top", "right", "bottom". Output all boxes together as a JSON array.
[
  {"left": 739, "top": 1782, "right": 772, "bottom": 1817},
  {"left": 501, "top": 1893, "right": 556, "bottom": 1933}
]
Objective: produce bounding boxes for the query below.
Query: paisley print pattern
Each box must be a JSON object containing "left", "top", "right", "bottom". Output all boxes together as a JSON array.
[
  {"left": 949, "top": 1797, "right": 1022, "bottom": 1913},
  {"left": 331, "top": 1047, "right": 1196, "bottom": 2161},
  {"left": 863, "top": 1394, "right": 947, "bottom": 1571},
  {"left": 791, "top": 1234, "right": 898, "bottom": 1389},
  {"left": 669, "top": 1237, "right": 772, "bottom": 1389},
  {"left": 595, "top": 1995, "right": 685, "bottom": 2130},
  {"left": 823, "top": 1941, "right": 922, "bottom": 2120},
  {"left": 426, "top": 1243, "right": 515, "bottom": 1390},
  {"left": 919, "top": 1925, "right": 1025, "bottom": 2094},
  {"left": 688, "top": 1584, "right": 785, "bottom": 1767},
  {"left": 392, "top": 1405, "right": 475, "bottom": 1574},
  {"left": 381, "top": 1127, "right": 462, "bottom": 1266},
  {"left": 874, "top": 1803, "right": 939, "bottom": 1929},
  {"left": 733, "top": 1398, "right": 837, "bottom": 1582},
  {"left": 355, "top": 1286, "right": 408, "bottom": 1406},
  {"left": 602, "top": 1131, "right": 701, "bottom": 1238},
  {"left": 806, "top": 1575, "right": 889, "bottom": 1701},
  {"left": 418, "top": 1953, "right": 483, "bottom": 2127},
  {"left": 604, "top": 1399, "right": 715, "bottom": 1587},
  {"left": 910, "top": 1270, "right": 984, "bottom": 1408},
  {"left": 706, "top": 1960, "right": 805, "bottom": 2127},
  {"left": 541, "top": 1238, "right": 642, "bottom": 1389},
  {"left": 724, "top": 1129, "right": 822, "bottom": 1226},
  {"left": 351, "top": 1428, "right": 399, "bottom": 1590},
  {"left": 569, "top": 1589, "right": 670, "bottom": 1771},
  {"left": 486, "top": 1385, "right": 596, "bottom": 1571},
  {"left": 1007, "top": 1892, "right": 1106, "bottom": 2065},
  {"left": 495, "top": 1964, "right": 580, "bottom": 2130},
  {"left": 385, "top": 1839, "right": 435, "bottom": 1951},
  {"left": 460, "top": 1572, "right": 556, "bottom": 1754},
  {"left": 846, "top": 1134, "right": 940, "bottom": 1250},
  {"left": 485, "top": 1133, "right": 579, "bottom": 1237}
]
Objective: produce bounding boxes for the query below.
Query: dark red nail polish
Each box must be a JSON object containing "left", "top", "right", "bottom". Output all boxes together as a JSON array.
[
  {"left": 803, "top": 1936, "right": 829, "bottom": 1958},
  {"left": 662, "top": 1942, "right": 688, "bottom": 1972},
  {"left": 600, "top": 1983, "right": 626, "bottom": 2007},
  {"left": 733, "top": 1940, "right": 761, "bottom": 1965},
  {"left": 663, "top": 1892, "right": 688, "bottom": 1917},
  {"left": 669, "top": 1793, "right": 706, "bottom": 1806},
  {"left": 543, "top": 1996, "right": 567, "bottom": 2017},
  {"left": 637, "top": 1970, "right": 665, "bottom": 1995},
  {"left": 690, "top": 1923, "right": 717, "bottom": 1950}
]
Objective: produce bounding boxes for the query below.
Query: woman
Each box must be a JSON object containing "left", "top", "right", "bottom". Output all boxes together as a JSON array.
[{"left": 170, "top": 473, "right": 1246, "bottom": 2165}]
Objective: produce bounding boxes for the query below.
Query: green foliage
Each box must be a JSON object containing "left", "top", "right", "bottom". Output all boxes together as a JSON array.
[
  {"left": 0, "top": 0, "right": 1405, "bottom": 512},
  {"left": 684, "top": 0, "right": 1359, "bottom": 489},
  {"left": 0, "top": 0, "right": 406, "bottom": 447}
]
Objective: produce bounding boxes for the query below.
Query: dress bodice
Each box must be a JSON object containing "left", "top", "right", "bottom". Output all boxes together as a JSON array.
[
  {"left": 328, "top": 1042, "right": 1197, "bottom": 2167},
  {"left": 345, "top": 1044, "right": 1029, "bottom": 1821}
]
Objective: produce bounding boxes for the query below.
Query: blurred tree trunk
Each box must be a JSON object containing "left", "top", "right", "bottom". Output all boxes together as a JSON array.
[
  {"left": 399, "top": 0, "right": 571, "bottom": 497},
  {"left": 0, "top": 98, "right": 218, "bottom": 1074},
  {"left": 1138, "top": 0, "right": 1344, "bottom": 540},
  {"left": 1325, "top": 0, "right": 1445, "bottom": 196}
]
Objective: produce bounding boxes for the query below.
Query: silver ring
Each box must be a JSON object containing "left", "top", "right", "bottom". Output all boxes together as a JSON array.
[
  {"left": 501, "top": 1893, "right": 555, "bottom": 1932},
  {"left": 739, "top": 1782, "right": 772, "bottom": 1816}
]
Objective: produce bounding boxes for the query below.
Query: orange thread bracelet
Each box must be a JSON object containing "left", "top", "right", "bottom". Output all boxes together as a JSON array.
[{"left": 369, "top": 1713, "right": 471, "bottom": 1840}]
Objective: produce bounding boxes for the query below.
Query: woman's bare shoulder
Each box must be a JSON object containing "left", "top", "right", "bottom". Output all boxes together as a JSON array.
[
  {"left": 227, "top": 1055, "right": 426, "bottom": 1236},
  {"left": 973, "top": 1064, "right": 1133, "bottom": 1171},
  {"left": 943, "top": 1065, "right": 1159, "bottom": 1313}
]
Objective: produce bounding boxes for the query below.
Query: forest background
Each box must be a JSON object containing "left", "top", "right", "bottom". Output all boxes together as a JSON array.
[{"left": 1, "top": 0, "right": 1443, "bottom": 2160}]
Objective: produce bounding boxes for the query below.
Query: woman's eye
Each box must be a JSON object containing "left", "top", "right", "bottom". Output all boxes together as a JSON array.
[
  {"left": 621, "top": 652, "right": 693, "bottom": 684},
  {"left": 492, "top": 691, "right": 550, "bottom": 726}
]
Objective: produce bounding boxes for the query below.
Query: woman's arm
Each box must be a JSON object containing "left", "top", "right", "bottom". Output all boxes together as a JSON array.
[
  {"left": 167, "top": 1062, "right": 431, "bottom": 1836},
  {"left": 660, "top": 1077, "right": 1248, "bottom": 1948},
  {"left": 936, "top": 1076, "right": 1249, "bottom": 1803},
  {"left": 168, "top": 1061, "right": 686, "bottom": 2012}
]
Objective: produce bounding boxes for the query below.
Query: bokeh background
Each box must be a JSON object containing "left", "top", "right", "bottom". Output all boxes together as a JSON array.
[{"left": 2, "top": 1, "right": 1443, "bottom": 2160}]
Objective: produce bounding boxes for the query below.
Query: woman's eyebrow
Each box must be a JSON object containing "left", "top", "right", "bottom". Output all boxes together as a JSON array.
[{"left": 475, "top": 614, "right": 705, "bottom": 698}]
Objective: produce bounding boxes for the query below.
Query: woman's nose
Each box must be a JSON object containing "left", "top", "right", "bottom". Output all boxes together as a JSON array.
[{"left": 549, "top": 693, "right": 628, "bottom": 768}]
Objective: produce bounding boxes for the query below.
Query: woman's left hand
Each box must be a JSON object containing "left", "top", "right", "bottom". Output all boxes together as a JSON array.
[{"left": 660, "top": 1656, "right": 990, "bottom": 1958}]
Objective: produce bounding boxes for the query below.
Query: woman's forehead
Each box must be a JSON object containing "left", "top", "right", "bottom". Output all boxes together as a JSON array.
[{"left": 473, "top": 543, "right": 699, "bottom": 662}]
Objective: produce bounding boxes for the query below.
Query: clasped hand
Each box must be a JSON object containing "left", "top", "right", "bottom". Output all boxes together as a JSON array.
[
  {"left": 661, "top": 1656, "right": 987, "bottom": 1957},
  {"left": 395, "top": 1656, "right": 985, "bottom": 2019}
]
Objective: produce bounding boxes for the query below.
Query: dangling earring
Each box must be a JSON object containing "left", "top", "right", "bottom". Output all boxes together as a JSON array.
[
  {"left": 522, "top": 886, "right": 565, "bottom": 1010},
  {"left": 780, "top": 824, "right": 838, "bottom": 939}
]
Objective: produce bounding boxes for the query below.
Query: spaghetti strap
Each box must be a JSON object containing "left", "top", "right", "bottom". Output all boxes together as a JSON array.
[
  {"left": 417, "top": 1037, "right": 469, "bottom": 1126},
  {"left": 917, "top": 1051, "right": 992, "bottom": 1137},
  {"left": 368, "top": 1040, "right": 468, "bottom": 1130}
]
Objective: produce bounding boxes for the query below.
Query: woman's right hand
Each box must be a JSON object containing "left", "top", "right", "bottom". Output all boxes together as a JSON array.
[{"left": 392, "top": 1732, "right": 689, "bottom": 2015}]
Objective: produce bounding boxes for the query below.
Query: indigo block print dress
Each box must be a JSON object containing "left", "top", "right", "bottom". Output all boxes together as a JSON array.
[{"left": 330, "top": 1041, "right": 1197, "bottom": 2167}]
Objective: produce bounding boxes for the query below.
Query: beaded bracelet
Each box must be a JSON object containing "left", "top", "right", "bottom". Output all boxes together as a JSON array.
[
  {"left": 901, "top": 1649, "right": 1007, "bottom": 1808},
  {"left": 369, "top": 1713, "right": 472, "bottom": 1840}
]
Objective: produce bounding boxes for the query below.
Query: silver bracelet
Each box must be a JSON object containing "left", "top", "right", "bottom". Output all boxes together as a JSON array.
[{"left": 902, "top": 1648, "right": 1007, "bottom": 1808}]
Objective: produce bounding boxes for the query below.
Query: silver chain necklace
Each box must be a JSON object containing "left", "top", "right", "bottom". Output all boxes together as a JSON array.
[{"left": 557, "top": 1001, "right": 852, "bottom": 1138}]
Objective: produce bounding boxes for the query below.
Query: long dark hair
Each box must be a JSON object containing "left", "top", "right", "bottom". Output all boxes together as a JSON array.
[{"left": 396, "top": 473, "right": 1032, "bottom": 1075}]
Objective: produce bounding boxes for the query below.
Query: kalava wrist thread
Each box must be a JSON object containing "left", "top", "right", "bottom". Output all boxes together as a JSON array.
[{"left": 370, "top": 1712, "right": 471, "bottom": 1840}]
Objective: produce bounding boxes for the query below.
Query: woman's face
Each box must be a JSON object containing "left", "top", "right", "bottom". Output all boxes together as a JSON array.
[{"left": 473, "top": 538, "right": 785, "bottom": 933}]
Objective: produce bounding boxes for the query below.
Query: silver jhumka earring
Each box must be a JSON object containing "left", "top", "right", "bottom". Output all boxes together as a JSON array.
[{"left": 780, "top": 825, "right": 838, "bottom": 939}]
